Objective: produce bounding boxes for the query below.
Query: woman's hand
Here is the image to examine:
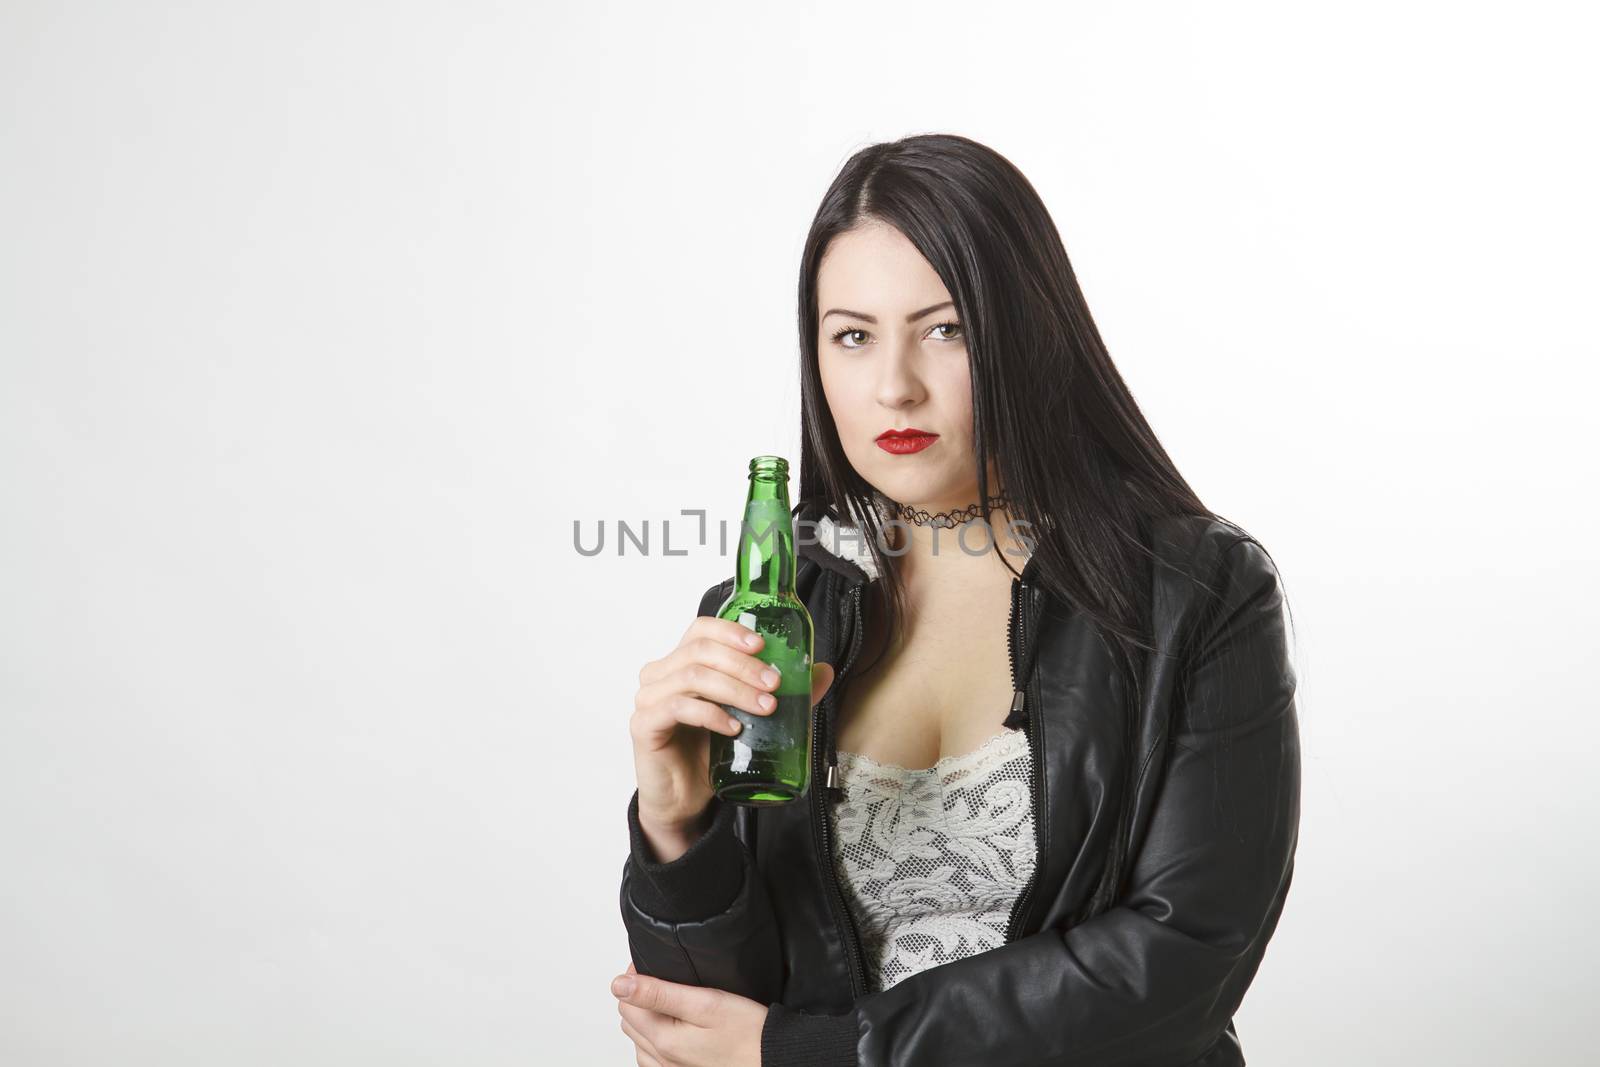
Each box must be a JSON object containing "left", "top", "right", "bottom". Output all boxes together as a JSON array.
[
  {"left": 613, "top": 961, "right": 767, "bottom": 1067},
  {"left": 630, "top": 616, "right": 834, "bottom": 843}
]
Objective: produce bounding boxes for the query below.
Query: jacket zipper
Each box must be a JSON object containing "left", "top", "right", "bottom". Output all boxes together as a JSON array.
[
  {"left": 811, "top": 580, "right": 869, "bottom": 998},
  {"left": 1003, "top": 577, "right": 1045, "bottom": 942}
]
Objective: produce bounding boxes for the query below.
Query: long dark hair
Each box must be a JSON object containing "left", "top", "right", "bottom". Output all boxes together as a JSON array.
[{"left": 796, "top": 132, "right": 1227, "bottom": 919}]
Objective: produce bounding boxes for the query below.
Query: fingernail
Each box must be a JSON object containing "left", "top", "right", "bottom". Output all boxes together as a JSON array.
[{"left": 611, "top": 977, "right": 635, "bottom": 998}]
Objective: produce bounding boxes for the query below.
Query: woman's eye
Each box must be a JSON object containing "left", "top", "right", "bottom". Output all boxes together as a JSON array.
[{"left": 826, "top": 321, "right": 962, "bottom": 349}]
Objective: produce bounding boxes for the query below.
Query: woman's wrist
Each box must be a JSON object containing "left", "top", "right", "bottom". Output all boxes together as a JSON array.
[
  {"left": 762, "top": 1004, "right": 860, "bottom": 1067},
  {"left": 636, "top": 803, "right": 714, "bottom": 863},
  {"left": 624, "top": 791, "right": 745, "bottom": 922}
]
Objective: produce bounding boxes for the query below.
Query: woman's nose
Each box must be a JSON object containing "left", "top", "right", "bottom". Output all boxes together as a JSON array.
[{"left": 875, "top": 348, "right": 925, "bottom": 409}]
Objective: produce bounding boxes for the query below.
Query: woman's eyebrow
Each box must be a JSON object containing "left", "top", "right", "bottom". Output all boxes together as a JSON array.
[{"left": 821, "top": 301, "right": 954, "bottom": 324}]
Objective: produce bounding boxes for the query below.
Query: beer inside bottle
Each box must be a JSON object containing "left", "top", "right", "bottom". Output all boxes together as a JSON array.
[{"left": 709, "top": 455, "right": 814, "bottom": 805}]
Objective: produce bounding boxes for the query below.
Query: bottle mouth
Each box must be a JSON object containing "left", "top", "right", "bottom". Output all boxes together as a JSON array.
[{"left": 749, "top": 454, "right": 790, "bottom": 478}]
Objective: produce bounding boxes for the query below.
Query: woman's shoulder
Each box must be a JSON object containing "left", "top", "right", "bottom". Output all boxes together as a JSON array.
[
  {"left": 1144, "top": 512, "right": 1285, "bottom": 632},
  {"left": 1147, "top": 511, "right": 1272, "bottom": 571}
]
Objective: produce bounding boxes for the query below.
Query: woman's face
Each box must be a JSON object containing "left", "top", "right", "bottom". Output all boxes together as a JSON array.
[{"left": 816, "top": 221, "right": 990, "bottom": 512}]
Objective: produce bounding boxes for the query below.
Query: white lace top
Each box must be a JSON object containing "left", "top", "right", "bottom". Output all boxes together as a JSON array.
[{"left": 828, "top": 729, "right": 1038, "bottom": 993}]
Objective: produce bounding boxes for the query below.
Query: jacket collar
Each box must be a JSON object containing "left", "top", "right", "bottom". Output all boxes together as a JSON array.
[
  {"left": 796, "top": 497, "right": 1042, "bottom": 586},
  {"left": 795, "top": 499, "right": 880, "bottom": 586}
]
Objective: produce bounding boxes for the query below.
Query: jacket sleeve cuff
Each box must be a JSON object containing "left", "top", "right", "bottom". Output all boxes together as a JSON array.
[
  {"left": 624, "top": 789, "right": 744, "bottom": 923},
  {"left": 761, "top": 1003, "right": 860, "bottom": 1067}
]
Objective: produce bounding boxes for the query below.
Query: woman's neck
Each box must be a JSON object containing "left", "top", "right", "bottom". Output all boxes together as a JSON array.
[{"left": 886, "top": 504, "right": 1031, "bottom": 584}]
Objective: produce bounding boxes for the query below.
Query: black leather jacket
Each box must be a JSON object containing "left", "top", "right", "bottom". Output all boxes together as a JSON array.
[{"left": 619, "top": 503, "right": 1301, "bottom": 1067}]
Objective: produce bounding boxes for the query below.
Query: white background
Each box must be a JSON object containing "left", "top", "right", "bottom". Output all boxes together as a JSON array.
[{"left": 3, "top": 1, "right": 1597, "bottom": 1064}]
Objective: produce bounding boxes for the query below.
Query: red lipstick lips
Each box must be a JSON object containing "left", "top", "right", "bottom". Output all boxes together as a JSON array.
[{"left": 875, "top": 427, "right": 939, "bottom": 455}]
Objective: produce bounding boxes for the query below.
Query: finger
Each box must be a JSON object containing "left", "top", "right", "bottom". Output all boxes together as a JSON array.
[
  {"left": 631, "top": 691, "right": 745, "bottom": 743},
  {"left": 650, "top": 636, "right": 783, "bottom": 713},
  {"left": 618, "top": 1009, "right": 661, "bottom": 1062},
  {"left": 626, "top": 961, "right": 637, "bottom": 975},
  {"left": 811, "top": 661, "right": 835, "bottom": 706},
  {"left": 643, "top": 616, "right": 764, "bottom": 685},
  {"left": 621, "top": 972, "right": 721, "bottom": 1026},
  {"left": 688, "top": 614, "right": 767, "bottom": 655},
  {"left": 618, "top": 999, "right": 680, "bottom": 1054},
  {"left": 636, "top": 661, "right": 776, "bottom": 731},
  {"left": 681, "top": 651, "right": 781, "bottom": 713},
  {"left": 620, "top": 1001, "right": 691, "bottom": 1064}
]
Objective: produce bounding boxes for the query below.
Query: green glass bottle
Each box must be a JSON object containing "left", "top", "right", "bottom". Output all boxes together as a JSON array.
[{"left": 709, "top": 455, "right": 815, "bottom": 805}]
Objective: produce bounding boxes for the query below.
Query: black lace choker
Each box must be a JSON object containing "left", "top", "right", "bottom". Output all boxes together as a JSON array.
[{"left": 890, "top": 494, "right": 1013, "bottom": 529}]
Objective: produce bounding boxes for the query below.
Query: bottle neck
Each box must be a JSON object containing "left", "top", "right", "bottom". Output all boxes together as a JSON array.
[{"left": 735, "top": 477, "right": 795, "bottom": 596}]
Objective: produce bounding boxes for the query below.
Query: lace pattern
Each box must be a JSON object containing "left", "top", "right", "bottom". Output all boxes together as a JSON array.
[{"left": 828, "top": 729, "right": 1037, "bottom": 992}]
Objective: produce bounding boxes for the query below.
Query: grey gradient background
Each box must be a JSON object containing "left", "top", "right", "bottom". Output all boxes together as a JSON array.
[{"left": 3, "top": 1, "right": 1596, "bottom": 1063}]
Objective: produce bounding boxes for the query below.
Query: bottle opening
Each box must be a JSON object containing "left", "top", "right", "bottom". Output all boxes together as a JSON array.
[{"left": 749, "top": 455, "right": 790, "bottom": 479}]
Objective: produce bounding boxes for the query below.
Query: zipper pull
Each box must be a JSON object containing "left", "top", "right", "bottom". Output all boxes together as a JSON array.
[
  {"left": 825, "top": 760, "right": 846, "bottom": 802},
  {"left": 1002, "top": 688, "right": 1028, "bottom": 731}
]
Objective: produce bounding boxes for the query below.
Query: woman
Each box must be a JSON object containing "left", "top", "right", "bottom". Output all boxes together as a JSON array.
[{"left": 612, "top": 133, "right": 1301, "bottom": 1067}]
